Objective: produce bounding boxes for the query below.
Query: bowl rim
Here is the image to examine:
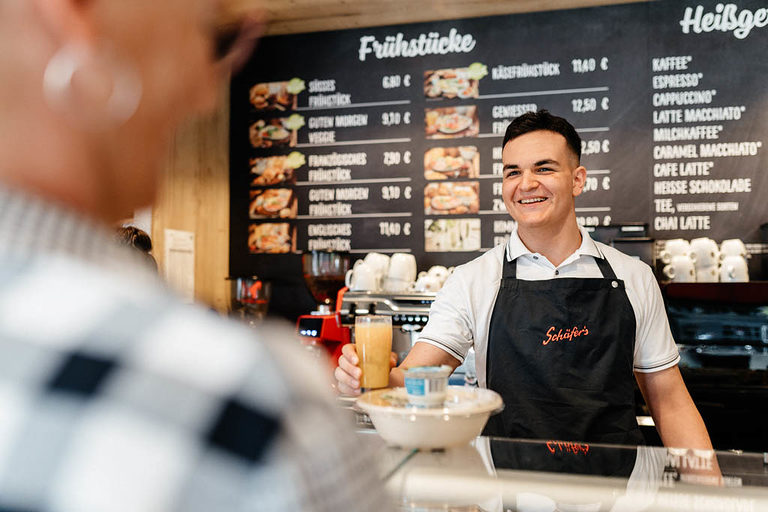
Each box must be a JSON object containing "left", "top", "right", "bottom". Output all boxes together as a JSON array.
[{"left": 356, "top": 385, "right": 503, "bottom": 417}]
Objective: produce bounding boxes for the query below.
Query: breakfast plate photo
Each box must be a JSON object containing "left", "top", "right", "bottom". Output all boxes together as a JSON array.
[{"left": 425, "top": 106, "right": 479, "bottom": 139}]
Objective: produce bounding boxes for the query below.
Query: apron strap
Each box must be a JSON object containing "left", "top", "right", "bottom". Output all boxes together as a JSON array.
[
  {"left": 503, "top": 254, "right": 518, "bottom": 279},
  {"left": 594, "top": 255, "right": 618, "bottom": 279},
  {"left": 503, "top": 253, "right": 618, "bottom": 280}
]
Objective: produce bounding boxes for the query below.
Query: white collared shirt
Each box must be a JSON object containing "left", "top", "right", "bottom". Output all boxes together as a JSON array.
[{"left": 417, "top": 225, "right": 680, "bottom": 387}]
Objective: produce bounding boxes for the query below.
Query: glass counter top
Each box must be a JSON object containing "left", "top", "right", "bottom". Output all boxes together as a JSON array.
[{"left": 363, "top": 434, "right": 768, "bottom": 512}]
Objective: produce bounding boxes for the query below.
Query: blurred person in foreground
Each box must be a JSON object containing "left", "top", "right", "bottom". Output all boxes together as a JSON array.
[{"left": 0, "top": 1, "right": 390, "bottom": 511}]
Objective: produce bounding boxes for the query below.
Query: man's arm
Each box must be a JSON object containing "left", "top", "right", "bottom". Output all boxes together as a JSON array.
[
  {"left": 635, "top": 365, "right": 713, "bottom": 449},
  {"left": 389, "top": 341, "right": 462, "bottom": 387}
]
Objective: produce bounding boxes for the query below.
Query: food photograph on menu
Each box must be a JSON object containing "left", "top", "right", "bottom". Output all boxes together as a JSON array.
[
  {"left": 424, "top": 181, "right": 480, "bottom": 215},
  {"left": 249, "top": 78, "right": 305, "bottom": 111},
  {"left": 248, "top": 223, "right": 295, "bottom": 254},
  {"left": 249, "top": 152, "right": 305, "bottom": 186},
  {"left": 249, "top": 114, "right": 305, "bottom": 149},
  {"left": 424, "top": 68, "right": 478, "bottom": 99},
  {"left": 424, "top": 146, "right": 480, "bottom": 180},
  {"left": 249, "top": 189, "right": 297, "bottom": 219},
  {"left": 423, "top": 63, "right": 487, "bottom": 99},
  {"left": 424, "top": 218, "right": 481, "bottom": 252},
  {"left": 425, "top": 106, "right": 479, "bottom": 139}
]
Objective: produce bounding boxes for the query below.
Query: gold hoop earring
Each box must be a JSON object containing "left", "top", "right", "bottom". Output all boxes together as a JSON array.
[{"left": 43, "top": 43, "right": 142, "bottom": 130}]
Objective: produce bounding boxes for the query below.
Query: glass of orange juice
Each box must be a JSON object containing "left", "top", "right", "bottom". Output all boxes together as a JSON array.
[{"left": 355, "top": 315, "right": 392, "bottom": 389}]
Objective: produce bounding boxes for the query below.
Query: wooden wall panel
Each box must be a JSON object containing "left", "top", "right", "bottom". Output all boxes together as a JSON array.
[
  {"left": 263, "top": 0, "right": 646, "bottom": 36},
  {"left": 153, "top": 86, "right": 232, "bottom": 313}
]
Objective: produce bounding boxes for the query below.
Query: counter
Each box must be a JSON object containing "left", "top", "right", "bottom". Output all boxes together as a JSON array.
[{"left": 364, "top": 433, "right": 768, "bottom": 511}]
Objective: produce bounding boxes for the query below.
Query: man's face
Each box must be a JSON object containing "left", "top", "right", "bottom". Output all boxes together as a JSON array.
[{"left": 501, "top": 130, "right": 586, "bottom": 233}]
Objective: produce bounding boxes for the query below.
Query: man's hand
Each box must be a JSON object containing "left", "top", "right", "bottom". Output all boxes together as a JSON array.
[{"left": 334, "top": 343, "right": 396, "bottom": 395}]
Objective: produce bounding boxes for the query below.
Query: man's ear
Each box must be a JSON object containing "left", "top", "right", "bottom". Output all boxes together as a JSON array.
[
  {"left": 572, "top": 165, "right": 587, "bottom": 197},
  {"left": 31, "top": 0, "right": 95, "bottom": 45}
]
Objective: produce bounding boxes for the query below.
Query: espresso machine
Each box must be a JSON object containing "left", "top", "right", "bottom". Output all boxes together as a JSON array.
[
  {"left": 296, "top": 250, "right": 352, "bottom": 363},
  {"left": 337, "top": 290, "right": 436, "bottom": 364}
]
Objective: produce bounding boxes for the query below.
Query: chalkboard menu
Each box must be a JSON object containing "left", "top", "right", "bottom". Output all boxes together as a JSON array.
[{"left": 229, "top": 0, "right": 768, "bottom": 281}]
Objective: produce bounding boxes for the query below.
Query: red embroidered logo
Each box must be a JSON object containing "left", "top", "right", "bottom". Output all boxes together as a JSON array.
[{"left": 542, "top": 325, "right": 589, "bottom": 345}]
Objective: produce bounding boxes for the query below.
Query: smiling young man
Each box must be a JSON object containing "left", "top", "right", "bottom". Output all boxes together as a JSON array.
[{"left": 336, "top": 110, "right": 713, "bottom": 449}]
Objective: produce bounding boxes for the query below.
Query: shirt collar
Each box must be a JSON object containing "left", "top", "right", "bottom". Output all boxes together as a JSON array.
[{"left": 505, "top": 223, "right": 604, "bottom": 262}]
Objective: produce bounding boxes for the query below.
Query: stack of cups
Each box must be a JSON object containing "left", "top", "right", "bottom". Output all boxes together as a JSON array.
[
  {"left": 347, "top": 252, "right": 457, "bottom": 293},
  {"left": 344, "top": 252, "right": 391, "bottom": 292},
  {"left": 384, "top": 253, "right": 417, "bottom": 292},
  {"left": 660, "top": 239, "right": 696, "bottom": 282},
  {"left": 719, "top": 239, "right": 749, "bottom": 282},
  {"left": 410, "top": 265, "right": 452, "bottom": 293},
  {"left": 690, "top": 237, "right": 719, "bottom": 282}
]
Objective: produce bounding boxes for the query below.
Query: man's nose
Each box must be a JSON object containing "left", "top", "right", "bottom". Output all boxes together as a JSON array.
[{"left": 520, "top": 170, "right": 538, "bottom": 190}]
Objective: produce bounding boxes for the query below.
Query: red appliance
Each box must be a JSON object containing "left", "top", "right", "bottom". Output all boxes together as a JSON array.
[
  {"left": 296, "top": 287, "right": 351, "bottom": 365},
  {"left": 296, "top": 251, "right": 352, "bottom": 365}
]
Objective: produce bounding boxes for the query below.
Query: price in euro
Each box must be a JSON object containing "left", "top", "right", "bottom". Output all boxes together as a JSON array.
[
  {"left": 379, "top": 222, "right": 411, "bottom": 237},
  {"left": 382, "top": 74, "right": 411, "bottom": 89},
  {"left": 582, "top": 176, "right": 611, "bottom": 193},
  {"left": 577, "top": 215, "right": 612, "bottom": 227},
  {"left": 571, "top": 97, "right": 609, "bottom": 113},
  {"left": 581, "top": 139, "right": 610, "bottom": 156},
  {"left": 381, "top": 111, "right": 411, "bottom": 126},
  {"left": 571, "top": 57, "right": 608, "bottom": 73},
  {"left": 571, "top": 97, "right": 597, "bottom": 113},
  {"left": 381, "top": 185, "right": 412, "bottom": 200},
  {"left": 383, "top": 151, "right": 412, "bottom": 166}
]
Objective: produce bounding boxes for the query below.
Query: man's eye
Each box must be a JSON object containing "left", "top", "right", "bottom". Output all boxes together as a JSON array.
[
  {"left": 504, "top": 170, "right": 519, "bottom": 178},
  {"left": 536, "top": 167, "right": 553, "bottom": 173}
]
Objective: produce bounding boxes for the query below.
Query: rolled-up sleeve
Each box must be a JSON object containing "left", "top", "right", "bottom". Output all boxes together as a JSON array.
[
  {"left": 415, "top": 270, "right": 475, "bottom": 363},
  {"left": 633, "top": 265, "right": 680, "bottom": 373}
]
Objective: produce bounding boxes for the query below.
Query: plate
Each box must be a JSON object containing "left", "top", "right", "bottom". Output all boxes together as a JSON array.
[
  {"left": 431, "top": 195, "right": 462, "bottom": 211},
  {"left": 260, "top": 125, "right": 290, "bottom": 140},
  {"left": 436, "top": 114, "right": 473, "bottom": 134}
]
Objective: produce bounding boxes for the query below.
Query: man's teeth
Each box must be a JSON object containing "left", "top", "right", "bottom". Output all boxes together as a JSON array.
[{"left": 520, "top": 198, "right": 546, "bottom": 204}]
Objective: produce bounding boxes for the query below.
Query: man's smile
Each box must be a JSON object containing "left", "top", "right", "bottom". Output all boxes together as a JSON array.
[{"left": 518, "top": 197, "right": 548, "bottom": 205}]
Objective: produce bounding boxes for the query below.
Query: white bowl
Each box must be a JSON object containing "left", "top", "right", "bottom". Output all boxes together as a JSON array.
[{"left": 356, "top": 386, "right": 503, "bottom": 449}]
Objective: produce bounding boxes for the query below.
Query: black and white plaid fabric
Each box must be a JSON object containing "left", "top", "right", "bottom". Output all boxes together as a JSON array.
[{"left": 0, "top": 187, "right": 392, "bottom": 511}]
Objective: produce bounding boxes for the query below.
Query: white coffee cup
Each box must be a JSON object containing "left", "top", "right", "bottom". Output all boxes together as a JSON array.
[
  {"left": 383, "top": 276, "right": 410, "bottom": 293},
  {"left": 695, "top": 265, "right": 719, "bottom": 283},
  {"left": 388, "top": 253, "right": 417, "bottom": 283},
  {"left": 719, "top": 255, "right": 749, "bottom": 282},
  {"left": 363, "top": 252, "right": 390, "bottom": 279},
  {"left": 660, "top": 239, "right": 691, "bottom": 264},
  {"left": 410, "top": 274, "right": 441, "bottom": 293},
  {"left": 345, "top": 261, "right": 379, "bottom": 291},
  {"left": 426, "top": 265, "right": 451, "bottom": 284},
  {"left": 663, "top": 254, "right": 696, "bottom": 282},
  {"left": 690, "top": 237, "right": 720, "bottom": 268},
  {"left": 720, "top": 239, "right": 748, "bottom": 259}
]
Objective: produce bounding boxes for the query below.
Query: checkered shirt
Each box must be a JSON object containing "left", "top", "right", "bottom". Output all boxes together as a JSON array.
[{"left": 0, "top": 186, "right": 392, "bottom": 512}]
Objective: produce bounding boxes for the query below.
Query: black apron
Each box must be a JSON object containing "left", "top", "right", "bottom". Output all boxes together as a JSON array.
[
  {"left": 483, "top": 253, "right": 645, "bottom": 445},
  {"left": 489, "top": 438, "right": 637, "bottom": 478}
]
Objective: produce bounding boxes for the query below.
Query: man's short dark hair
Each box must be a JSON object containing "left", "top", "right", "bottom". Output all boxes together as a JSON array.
[{"left": 502, "top": 110, "right": 582, "bottom": 162}]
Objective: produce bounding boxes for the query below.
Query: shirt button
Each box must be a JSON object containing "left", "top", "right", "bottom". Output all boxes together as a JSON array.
[
  {"left": 612, "top": 280, "right": 618, "bottom": 288},
  {"left": 554, "top": 270, "right": 559, "bottom": 276},
  {"left": 533, "top": 255, "right": 538, "bottom": 260}
]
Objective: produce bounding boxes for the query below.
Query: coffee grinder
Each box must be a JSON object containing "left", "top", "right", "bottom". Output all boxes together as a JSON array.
[{"left": 296, "top": 250, "right": 351, "bottom": 364}]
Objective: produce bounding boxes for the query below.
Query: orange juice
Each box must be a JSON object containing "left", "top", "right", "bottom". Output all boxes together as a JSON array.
[{"left": 355, "top": 316, "right": 392, "bottom": 388}]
